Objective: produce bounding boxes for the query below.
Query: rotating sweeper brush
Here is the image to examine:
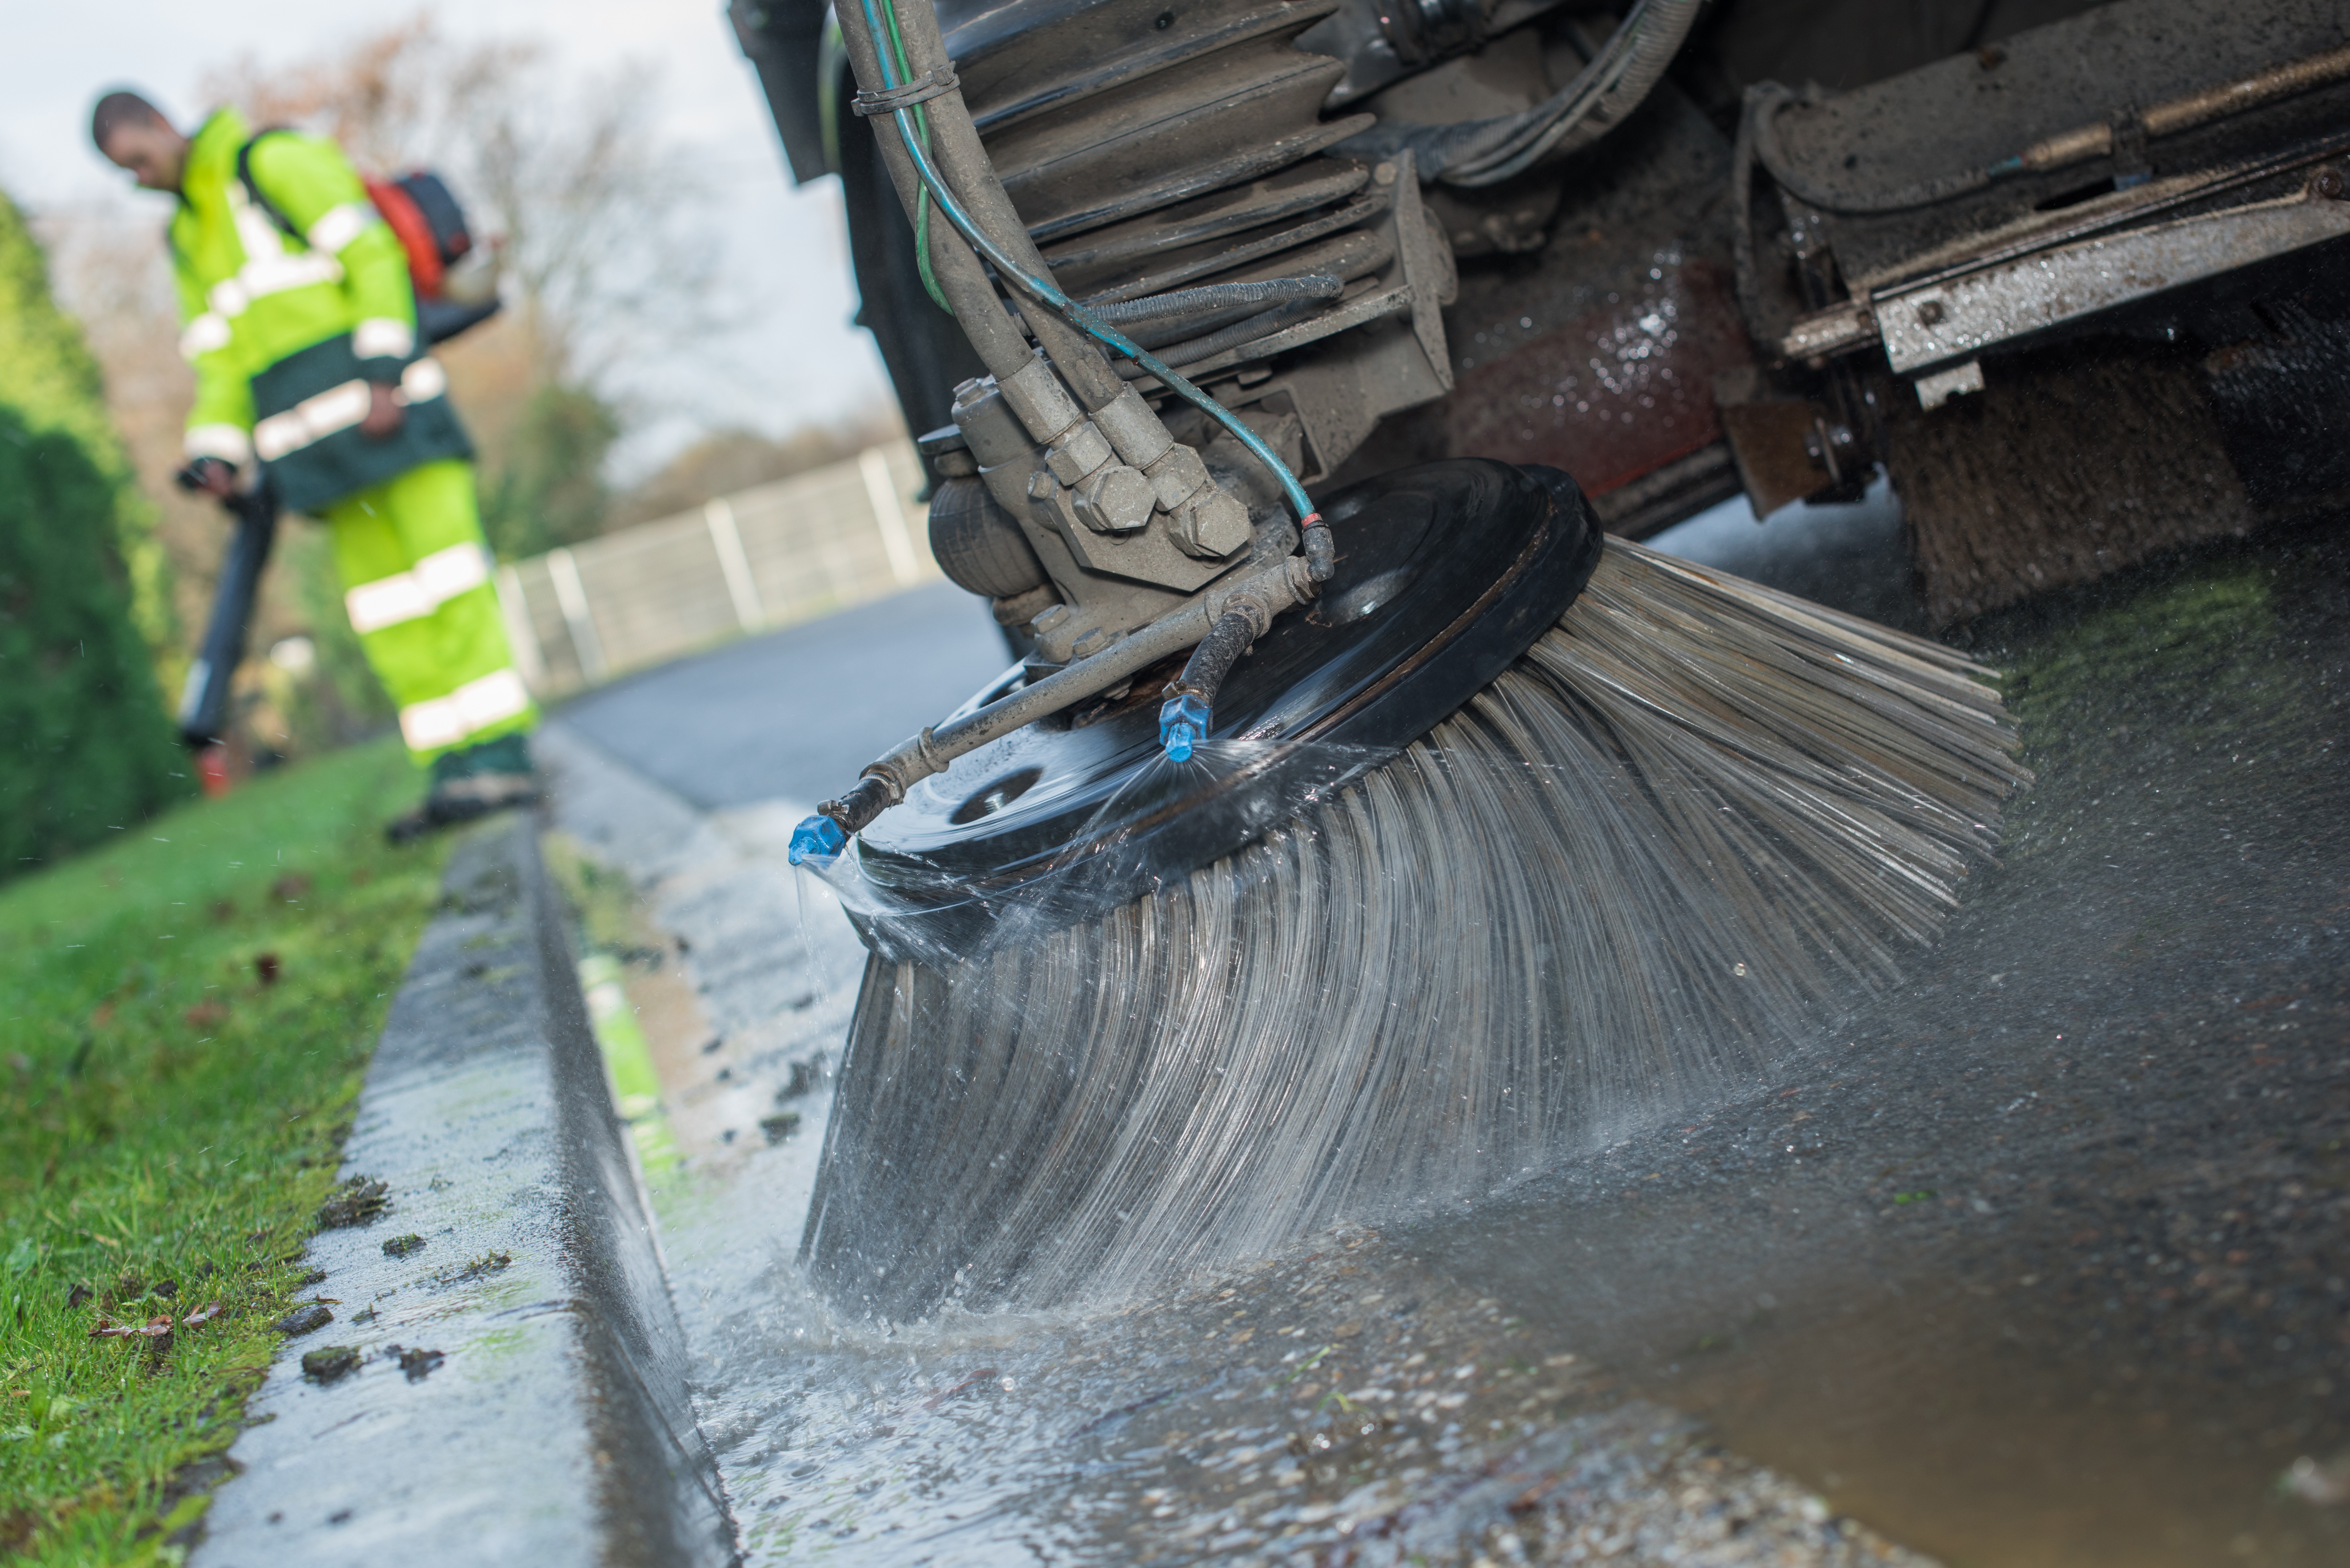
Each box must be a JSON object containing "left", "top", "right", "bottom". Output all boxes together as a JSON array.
[{"left": 784, "top": 0, "right": 2029, "bottom": 1317}]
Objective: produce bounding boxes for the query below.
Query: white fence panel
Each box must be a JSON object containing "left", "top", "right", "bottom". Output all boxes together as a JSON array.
[{"left": 497, "top": 438, "right": 940, "bottom": 696}]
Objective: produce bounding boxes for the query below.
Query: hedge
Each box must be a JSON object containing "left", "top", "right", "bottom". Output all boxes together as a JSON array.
[{"left": 0, "top": 191, "right": 187, "bottom": 876}]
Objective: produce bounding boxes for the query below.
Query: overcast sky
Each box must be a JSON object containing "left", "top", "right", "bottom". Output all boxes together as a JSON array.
[{"left": 3, "top": 0, "right": 893, "bottom": 470}]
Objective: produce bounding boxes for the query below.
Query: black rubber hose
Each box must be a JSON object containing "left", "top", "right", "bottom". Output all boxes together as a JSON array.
[
  {"left": 1339, "top": 0, "right": 1705, "bottom": 187},
  {"left": 821, "top": 773, "right": 899, "bottom": 837},
  {"left": 1178, "top": 609, "right": 1256, "bottom": 701},
  {"left": 1157, "top": 606, "right": 1261, "bottom": 759}
]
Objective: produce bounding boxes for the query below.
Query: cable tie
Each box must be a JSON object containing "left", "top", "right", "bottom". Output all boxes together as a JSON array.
[{"left": 853, "top": 65, "right": 960, "bottom": 116}]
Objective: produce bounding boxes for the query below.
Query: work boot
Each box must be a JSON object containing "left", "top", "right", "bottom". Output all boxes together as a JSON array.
[{"left": 385, "top": 733, "right": 542, "bottom": 844}]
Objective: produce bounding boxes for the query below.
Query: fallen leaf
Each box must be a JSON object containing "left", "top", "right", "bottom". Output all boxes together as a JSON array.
[
  {"left": 88, "top": 1315, "right": 175, "bottom": 1341},
  {"left": 183, "top": 1302, "right": 225, "bottom": 1326}
]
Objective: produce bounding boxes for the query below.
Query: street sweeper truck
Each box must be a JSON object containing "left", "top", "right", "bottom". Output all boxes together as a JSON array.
[{"left": 729, "top": 0, "right": 2346, "bottom": 1315}]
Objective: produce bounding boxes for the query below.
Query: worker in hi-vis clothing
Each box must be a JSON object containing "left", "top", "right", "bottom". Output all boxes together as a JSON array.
[{"left": 92, "top": 89, "right": 538, "bottom": 839}]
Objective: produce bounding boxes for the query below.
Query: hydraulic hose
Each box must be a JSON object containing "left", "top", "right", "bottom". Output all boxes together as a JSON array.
[
  {"left": 846, "top": 0, "right": 1323, "bottom": 538},
  {"left": 868, "top": 0, "right": 1129, "bottom": 414},
  {"left": 833, "top": 11, "right": 1034, "bottom": 381},
  {"left": 1340, "top": 0, "right": 1706, "bottom": 188}
]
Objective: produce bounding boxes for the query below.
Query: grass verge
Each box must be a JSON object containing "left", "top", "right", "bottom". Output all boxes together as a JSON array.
[{"left": 0, "top": 738, "right": 446, "bottom": 1564}]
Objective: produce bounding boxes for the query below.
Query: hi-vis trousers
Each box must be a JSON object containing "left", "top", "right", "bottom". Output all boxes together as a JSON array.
[{"left": 322, "top": 458, "right": 536, "bottom": 764}]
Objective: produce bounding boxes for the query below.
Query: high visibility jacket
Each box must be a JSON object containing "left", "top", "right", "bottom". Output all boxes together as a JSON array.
[{"left": 169, "top": 105, "right": 470, "bottom": 516}]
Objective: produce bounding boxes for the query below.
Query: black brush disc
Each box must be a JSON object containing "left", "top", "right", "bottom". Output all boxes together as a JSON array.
[{"left": 845, "top": 459, "right": 1602, "bottom": 957}]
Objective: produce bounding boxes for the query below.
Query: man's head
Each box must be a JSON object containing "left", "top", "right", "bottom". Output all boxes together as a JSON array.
[{"left": 91, "top": 91, "right": 187, "bottom": 193}]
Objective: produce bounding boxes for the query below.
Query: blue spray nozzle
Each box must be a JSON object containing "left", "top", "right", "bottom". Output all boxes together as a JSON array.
[
  {"left": 1159, "top": 692, "right": 1212, "bottom": 762},
  {"left": 788, "top": 813, "right": 848, "bottom": 867}
]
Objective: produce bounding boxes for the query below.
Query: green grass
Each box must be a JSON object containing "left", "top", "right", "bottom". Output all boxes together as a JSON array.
[{"left": 0, "top": 738, "right": 447, "bottom": 1564}]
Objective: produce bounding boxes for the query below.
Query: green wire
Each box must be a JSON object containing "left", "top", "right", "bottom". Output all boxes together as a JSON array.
[{"left": 879, "top": 2, "right": 952, "bottom": 313}]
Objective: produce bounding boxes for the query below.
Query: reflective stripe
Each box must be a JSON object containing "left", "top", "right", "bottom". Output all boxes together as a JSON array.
[
  {"left": 178, "top": 312, "right": 232, "bottom": 361},
  {"left": 213, "top": 185, "right": 343, "bottom": 317},
  {"left": 305, "top": 201, "right": 376, "bottom": 255},
  {"left": 344, "top": 573, "right": 435, "bottom": 635},
  {"left": 251, "top": 358, "right": 451, "bottom": 463},
  {"left": 184, "top": 424, "right": 253, "bottom": 466},
  {"left": 352, "top": 316, "right": 414, "bottom": 360},
  {"left": 413, "top": 540, "right": 490, "bottom": 602},
  {"left": 345, "top": 543, "right": 492, "bottom": 635},
  {"left": 399, "top": 357, "right": 447, "bottom": 401},
  {"left": 253, "top": 379, "right": 370, "bottom": 462},
  {"left": 398, "top": 668, "right": 531, "bottom": 752}
]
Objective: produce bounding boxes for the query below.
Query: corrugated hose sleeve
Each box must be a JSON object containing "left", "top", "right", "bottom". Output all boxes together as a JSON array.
[{"left": 1089, "top": 274, "right": 1342, "bottom": 328}]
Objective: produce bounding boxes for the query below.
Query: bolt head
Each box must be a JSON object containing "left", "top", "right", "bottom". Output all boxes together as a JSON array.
[
  {"left": 1169, "top": 489, "right": 1252, "bottom": 559},
  {"left": 1916, "top": 299, "right": 1947, "bottom": 327},
  {"left": 2317, "top": 169, "right": 2347, "bottom": 200},
  {"left": 1073, "top": 465, "right": 1155, "bottom": 533}
]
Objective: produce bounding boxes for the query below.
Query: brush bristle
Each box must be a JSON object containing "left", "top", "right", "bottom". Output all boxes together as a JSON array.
[
  {"left": 1889, "top": 346, "right": 2255, "bottom": 629},
  {"left": 802, "top": 539, "right": 2031, "bottom": 1317}
]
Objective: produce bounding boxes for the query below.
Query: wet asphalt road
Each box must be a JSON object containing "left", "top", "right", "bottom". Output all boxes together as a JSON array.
[
  {"left": 559, "top": 577, "right": 1009, "bottom": 812},
  {"left": 556, "top": 495, "right": 2350, "bottom": 1564}
]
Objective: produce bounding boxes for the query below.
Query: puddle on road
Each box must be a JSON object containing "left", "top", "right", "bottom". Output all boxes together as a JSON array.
[
  {"left": 1413, "top": 524, "right": 2350, "bottom": 1566},
  {"left": 574, "top": 515, "right": 2349, "bottom": 1565},
  {"left": 657, "top": 1163, "right": 1926, "bottom": 1566}
]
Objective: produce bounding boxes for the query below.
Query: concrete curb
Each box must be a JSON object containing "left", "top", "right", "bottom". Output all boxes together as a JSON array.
[{"left": 191, "top": 817, "right": 736, "bottom": 1568}]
